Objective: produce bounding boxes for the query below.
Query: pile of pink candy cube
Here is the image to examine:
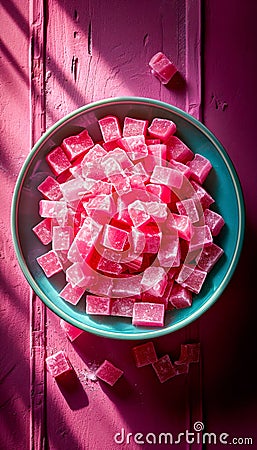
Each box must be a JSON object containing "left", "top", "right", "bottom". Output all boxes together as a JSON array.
[{"left": 33, "top": 112, "right": 225, "bottom": 328}]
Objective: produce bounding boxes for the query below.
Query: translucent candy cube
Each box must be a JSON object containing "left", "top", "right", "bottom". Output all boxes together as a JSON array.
[
  {"left": 62, "top": 129, "right": 94, "bottom": 161},
  {"left": 123, "top": 117, "right": 148, "bottom": 137},
  {"left": 98, "top": 116, "right": 122, "bottom": 142},
  {"left": 166, "top": 135, "right": 194, "bottom": 163},
  {"left": 148, "top": 118, "right": 176, "bottom": 142},
  {"left": 101, "top": 224, "right": 129, "bottom": 251},
  {"left": 32, "top": 218, "right": 52, "bottom": 245},
  {"left": 37, "top": 176, "right": 62, "bottom": 201},
  {"left": 169, "top": 283, "right": 192, "bottom": 309},
  {"left": 37, "top": 250, "right": 63, "bottom": 277},
  {"left": 204, "top": 208, "right": 225, "bottom": 236},
  {"left": 46, "top": 146, "right": 72, "bottom": 176},
  {"left": 150, "top": 165, "right": 183, "bottom": 189},
  {"left": 187, "top": 153, "right": 212, "bottom": 184},
  {"left": 52, "top": 226, "right": 73, "bottom": 251},
  {"left": 132, "top": 342, "right": 158, "bottom": 367},
  {"left": 141, "top": 266, "right": 168, "bottom": 297},
  {"left": 149, "top": 52, "right": 177, "bottom": 85},
  {"left": 59, "top": 282, "right": 85, "bottom": 305},
  {"left": 46, "top": 351, "right": 73, "bottom": 379}
]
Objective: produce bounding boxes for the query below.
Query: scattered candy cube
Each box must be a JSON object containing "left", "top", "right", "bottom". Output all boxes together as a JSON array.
[
  {"left": 149, "top": 51, "right": 177, "bottom": 85},
  {"left": 95, "top": 360, "right": 123, "bottom": 386},
  {"left": 60, "top": 319, "right": 84, "bottom": 341},
  {"left": 132, "top": 342, "right": 158, "bottom": 367},
  {"left": 152, "top": 354, "right": 177, "bottom": 383},
  {"left": 46, "top": 351, "right": 73, "bottom": 379}
]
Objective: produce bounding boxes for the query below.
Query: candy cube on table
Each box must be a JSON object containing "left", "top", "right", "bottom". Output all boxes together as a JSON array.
[
  {"left": 187, "top": 153, "right": 212, "bottom": 184},
  {"left": 37, "top": 176, "right": 62, "bottom": 201},
  {"left": 37, "top": 250, "right": 63, "bottom": 277},
  {"left": 197, "top": 242, "right": 224, "bottom": 273},
  {"left": 132, "top": 342, "right": 158, "bottom": 367},
  {"left": 95, "top": 360, "right": 123, "bottom": 386},
  {"left": 60, "top": 319, "right": 84, "bottom": 342},
  {"left": 166, "top": 135, "right": 194, "bottom": 163},
  {"left": 169, "top": 283, "right": 192, "bottom": 309},
  {"left": 32, "top": 218, "right": 52, "bottom": 245},
  {"left": 59, "top": 282, "right": 85, "bottom": 305},
  {"left": 62, "top": 129, "right": 94, "bottom": 161},
  {"left": 204, "top": 208, "right": 225, "bottom": 236},
  {"left": 123, "top": 117, "right": 149, "bottom": 137},
  {"left": 132, "top": 302, "right": 165, "bottom": 327},
  {"left": 152, "top": 354, "right": 177, "bottom": 383},
  {"left": 148, "top": 118, "right": 176, "bottom": 142},
  {"left": 46, "top": 351, "right": 73, "bottom": 379},
  {"left": 98, "top": 116, "right": 122, "bottom": 142},
  {"left": 177, "top": 343, "right": 200, "bottom": 364},
  {"left": 46, "top": 146, "right": 72, "bottom": 176},
  {"left": 149, "top": 51, "right": 178, "bottom": 85},
  {"left": 174, "top": 361, "right": 189, "bottom": 375},
  {"left": 86, "top": 295, "right": 111, "bottom": 315}
]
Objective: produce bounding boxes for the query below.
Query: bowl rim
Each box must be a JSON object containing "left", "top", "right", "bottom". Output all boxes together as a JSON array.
[{"left": 11, "top": 96, "right": 245, "bottom": 339}]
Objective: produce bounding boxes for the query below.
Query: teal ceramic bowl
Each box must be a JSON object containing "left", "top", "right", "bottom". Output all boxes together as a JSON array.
[{"left": 11, "top": 97, "right": 245, "bottom": 339}]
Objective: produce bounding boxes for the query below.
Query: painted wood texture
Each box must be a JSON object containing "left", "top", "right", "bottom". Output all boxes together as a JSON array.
[{"left": 1, "top": 1, "right": 257, "bottom": 450}]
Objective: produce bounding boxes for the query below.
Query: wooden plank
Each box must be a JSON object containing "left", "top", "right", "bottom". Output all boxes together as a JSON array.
[
  {"left": 0, "top": 1, "right": 31, "bottom": 449},
  {"left": 29, "top": 1, "right": 47, "bottom": 449}
]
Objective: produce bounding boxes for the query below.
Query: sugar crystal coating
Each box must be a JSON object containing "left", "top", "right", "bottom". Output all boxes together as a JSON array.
[{"left": 95, "top": 360, "right": 123, "bottom": 386}]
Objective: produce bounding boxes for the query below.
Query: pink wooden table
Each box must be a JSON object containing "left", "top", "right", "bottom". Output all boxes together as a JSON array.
[{"left": 1, "top": 1, "right": 257, "bottom": 449}]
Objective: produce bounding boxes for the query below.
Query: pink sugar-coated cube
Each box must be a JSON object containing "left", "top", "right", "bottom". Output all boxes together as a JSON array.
[
  {"left": 52, "top": 226, "right": 73, "bottom": 251},
  {"left": 178, "top": 343, "right": 200, "bottom": 364},
  {"left": 176, "top": 198, "right": 199, "bottom": 224},
  {"left": 32, "top": 218, "right": 52, "bottom": 245},
  {"left": 128, "top": 200, "right": 151, "bottom": 228},
  {"left": 109, "top": 173, "right": 132, "bottom": 196},
  {"left": 59, "top": 178, "right": 87, "bottom": 203},
  {"left": 152, "top": 354, "right": 177, "bottom": 383},
  {"left": 66, "top": 262, "right": 94, "bottom": 288},
  {"left": 158, "top": 234, "right": 180, "bottom": 267},
  {"left": 37, "top": 176, "right": 62, "bottom": 201},
  {"left": 46, "top": 146, "right": 72, "bottom": 176},
  {"left": 97, "top": 257, "right": 123, "bottom": 275},
  {"left": 98, "top": 116, "right": 122, "bottom": 142},
  {"left": 132, "top": 302, "right": 165, "bottom": 327},
  {"left": 141, "top": 267, "right": 168, "bottom": 297},
  {"left": 103, "top": 148, "right": 134, "bottom": 171},
  {"left": 39, "top": 200, "right": 67, "bottom": 219},
  {"left": 123, "top": 117, "right": 149, "bottom": 137},
  {"left": 166, "top": 135, "right": 194, "bottom": 163},
  {"left": 197, "top": 242, "right": 224, "bottom": 273},
  {"left": 62, "top": 129, "right": 94, "bottom": 161},
  {"left": 169, "top": 159, "right": 192, "bottom": 178},
  {"left": 90, "top": 180, "right": 113, "bottom": 196},
  {"left": 146, "top": 183, "right": 171, "bottom": 204},
  {"left": 178, "top": 266, "right": 207, "bottom": 294},
  {"left": 190, "top": 180, "right": 215, "bottom": 210},
  {"left": 55, "top": 250, "right": 70, "bottom": 271},
  {"left": 145, "top": 138, "right": 161, "bottom": 145},
  {"left": 129, "top": 174, "right": 146, "bottom": 191},
  {"left": 37, "top": 250, "right": 63, "bottom": 277},
  {"left": 59, "top": 282, "right": 85, "bottom": 305},
  {"left": 144, "top": 144, "right": 167, "bottom": 172},
  {"left": 82, "top": 158, "right": 106, "bottom": 180},
  {"left": 187, "top": 153, "right": 212, "bottom": 184},
  {"left": 170, "top": 213, "right": 192, "bottom": 241},
  {"left": 101, "top": 224, "right": 129, "bottom": 251},
  {"left": 150, "top": 165, "right": 183, "bottom": 189},
  {"left": 84, "top": 194, "right": 115, "bottom": 223},
  {"left": 169, "top": 283, "right": 192, "bottom": 309},
  {"left": 81, "top": 143, "right": 107, "bottom": 165},
  {"left": 86, "top": 295, "right": 111, "bottom": 315},
  {"left": 149, "top": 52, "right": 177, "bottom": 85},
  {"left": 120, "top": 135, "right": 148, "bottom": 160},
  {"left": 148, "top": 118, "right": 176, "bottom": 142},
  {"left": 175, "top": 264, "right": 194, "bottom": 284},
  {"left": 112, "top": 276, "right": 142, "bottom": 298},
  {"left": 95, "top": 360, "right": 123, "bottom": 386},
  {"left": 110, "top": 297, "right": 136, "bottom": 317},
  {"left": 132, "top": 342, "right": 158, "bottom": 367},
  {"left": 132, "top": 162, "right": 150, "bottom": 182},
  {"left": 60, "top": 319, "right": 84, "bottom": 342},
  {"left": 204, "top": 208, "right": 225, "bottom": 236},
  {"left": 146, "top": 201, "right": 168, "bottom": 223},
  {"left": 68, "top": 218, "right": 102, "bottom": 263},
  {"left": 142, "top": 226, "right": 161, "bottom": 254},
  {"left": 189, "top": 225, "right": 213, "bottom": 252},
  {"left": 46, "top": 351, "right": 73, "bottom": 379},
  {"left": 174, "top": 361, "right": 189, "bottom": 375}
]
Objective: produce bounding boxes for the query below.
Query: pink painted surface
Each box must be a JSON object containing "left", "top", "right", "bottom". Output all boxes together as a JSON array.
[{"left": 0, "top": 1, "right": 256, "bottom": 450}]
